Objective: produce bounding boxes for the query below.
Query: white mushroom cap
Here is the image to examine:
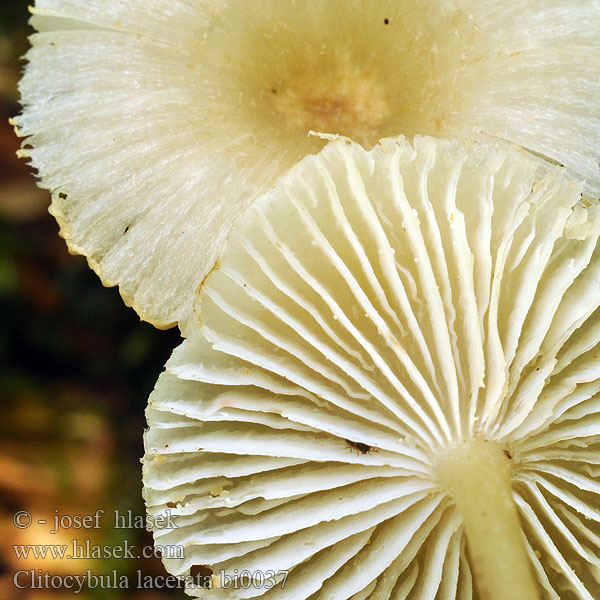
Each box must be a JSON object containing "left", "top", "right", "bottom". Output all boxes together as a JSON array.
[
  {"left": 143, "top": 136, "right": 600, "bottom": 599},
  {"left": 16, "top": 0, "right": 600, "bottom": 328}
]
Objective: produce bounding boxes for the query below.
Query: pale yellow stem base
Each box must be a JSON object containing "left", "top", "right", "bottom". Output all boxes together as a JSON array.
[{"left": 437, "top": 438, "right": 539, "bottom": 600}]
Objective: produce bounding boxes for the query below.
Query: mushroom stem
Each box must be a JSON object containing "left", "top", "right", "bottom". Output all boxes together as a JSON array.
[{"left": 437, "top": 438, "right": 539, "bottom": 600}]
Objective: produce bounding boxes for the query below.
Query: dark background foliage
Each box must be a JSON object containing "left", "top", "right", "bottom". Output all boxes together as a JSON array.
[{"left": 0, "top": 3, "right": 184, "bottom": 597}]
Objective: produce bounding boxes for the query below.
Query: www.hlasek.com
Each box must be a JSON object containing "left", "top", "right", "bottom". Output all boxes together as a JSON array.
[
  {"left": 13, "top": 539, "right": 184, "bottom": 560},
  {"left": 14, "top": 569, "right": 290, "bottom": 592}
]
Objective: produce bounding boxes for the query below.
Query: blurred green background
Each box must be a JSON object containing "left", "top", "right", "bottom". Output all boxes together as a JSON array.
[{"left": 0, "top": 3, "right": 184, "bottom": 597}]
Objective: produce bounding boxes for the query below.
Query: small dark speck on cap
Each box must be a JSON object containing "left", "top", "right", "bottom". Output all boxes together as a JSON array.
[{"left": 189, "top": 565, "right": 213, "bottom": 589}]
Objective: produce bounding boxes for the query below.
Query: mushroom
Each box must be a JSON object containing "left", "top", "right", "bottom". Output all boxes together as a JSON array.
[
  {"left": 143, "top": 136, "right": 600, "bottom": 599},
  {"left": 15, "top": 0, "right": 600, "bottom": 329}
]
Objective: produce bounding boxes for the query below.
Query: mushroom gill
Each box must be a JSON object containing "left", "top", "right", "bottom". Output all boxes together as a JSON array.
[
  {"left": 15, "top": 0, "right": 600, "bottom": 328},
  {"left": 143, "top": 137, "right": 600, "bottom": 599}
]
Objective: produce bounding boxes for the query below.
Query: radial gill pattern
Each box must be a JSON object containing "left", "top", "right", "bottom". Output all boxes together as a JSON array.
[{"left": 143, "top": 137, "right": 600, "bottom": 599}]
